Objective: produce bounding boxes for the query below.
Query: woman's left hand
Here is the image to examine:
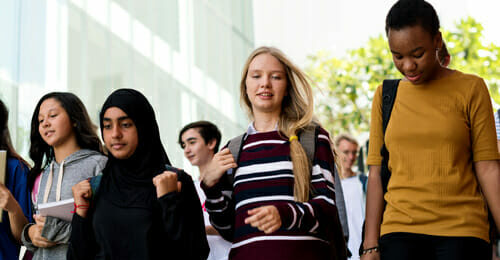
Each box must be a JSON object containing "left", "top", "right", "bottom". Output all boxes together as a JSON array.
[
  {"left": 153, "top": 171, "right": 182, "bottom": 198},
  {"left": 244, "top": 205, "right": 282, "bottom": 234}
]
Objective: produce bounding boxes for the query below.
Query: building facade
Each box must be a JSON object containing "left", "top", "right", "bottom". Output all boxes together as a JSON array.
[{"left": 0, "top": 0, "right": 254, "bottom": 176}]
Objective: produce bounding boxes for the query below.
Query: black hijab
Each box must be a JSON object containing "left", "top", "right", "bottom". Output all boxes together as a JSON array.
[{"left": 99, "top": 88, "right": 171, "bottom": 208}]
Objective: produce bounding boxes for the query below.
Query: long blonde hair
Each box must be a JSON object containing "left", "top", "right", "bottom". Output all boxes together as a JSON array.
[{"left": 240, "top": 46, "right": 315, "bottom": 202}]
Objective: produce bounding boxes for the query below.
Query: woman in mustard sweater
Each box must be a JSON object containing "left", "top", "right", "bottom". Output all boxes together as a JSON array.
[{"left": 361, "top": 1, "right": 500, "bottom": 260}]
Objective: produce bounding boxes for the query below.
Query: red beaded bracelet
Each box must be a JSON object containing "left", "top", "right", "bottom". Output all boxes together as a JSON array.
[{"left": 71, "top": 203, "right": 90, "bottom": 213}]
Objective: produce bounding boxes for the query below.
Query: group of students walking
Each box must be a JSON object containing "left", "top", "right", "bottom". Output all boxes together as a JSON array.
[{"left": 1, "top": 1, "right": 500, "bottom": 259}]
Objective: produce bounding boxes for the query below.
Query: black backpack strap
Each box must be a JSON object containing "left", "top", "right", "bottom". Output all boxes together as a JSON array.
[
  {"left": 359, "top": 79, "right": 400, "bottom": 256},
  {"left": 380, "top": 79, "right": 400, "bottom": 194},
  {"left": 227, "top": 133, "right": 246, "bottom": 185},
  {"left": 381, "top": 79, "right": 400, "bottom": 133}
]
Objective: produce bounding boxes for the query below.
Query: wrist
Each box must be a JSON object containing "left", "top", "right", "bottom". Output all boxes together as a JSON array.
[
  {"left": 72, "top": 203, "right": 90, "bottom": 218},
  {"left": 360, "top": 245, "right": 379, "bottom": 256},
  {"left": 201, "top": 176, "right": 217, "bottom": 188}
]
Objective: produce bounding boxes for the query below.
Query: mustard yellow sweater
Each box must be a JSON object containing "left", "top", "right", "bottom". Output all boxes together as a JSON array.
[{"left": 367, "top": 71, "right": 500, "bottom": 242}]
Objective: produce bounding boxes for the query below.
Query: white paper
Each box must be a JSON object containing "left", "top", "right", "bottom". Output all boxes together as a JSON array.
[{"left": 38, "top": 198, "right": 75, "bottom": 222}]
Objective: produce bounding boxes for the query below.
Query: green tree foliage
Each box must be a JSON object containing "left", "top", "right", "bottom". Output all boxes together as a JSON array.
[{"left": 306, "top": 17, "right": 500, "bottom": 136}]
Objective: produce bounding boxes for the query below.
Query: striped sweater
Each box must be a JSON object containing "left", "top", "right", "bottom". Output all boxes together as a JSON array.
[{"left": 202, "top": 128, "right": 339, "bottom": 260}]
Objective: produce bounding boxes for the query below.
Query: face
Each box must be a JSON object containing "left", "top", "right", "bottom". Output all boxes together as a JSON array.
[
  {"left": 180, "top": 128, "right": 215, "bottom": 167},
  {"left": 338, "top": 139, "right": 358, "bottom": 172},
  {"left": 38, "top": 98, "right": 76, "bottom": 148},
  {"left": 245, "top": 53, "right": 288, "bottom": 115},
  {"left": 102, "top": 107, "right": 139, "bottom": 160},
  {"left": 388, "top": 25, "right": 442, "bottom": 84}
]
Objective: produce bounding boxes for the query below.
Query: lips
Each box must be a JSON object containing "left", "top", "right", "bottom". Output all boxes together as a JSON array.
[
  {"left": 111, "top": 143, "right": 126, "bottom": 150},
  {"left": 257, "top": 92, "right": 273, "bottom": 99},
  {"left": 405, "top": 73, "right": 422, "bottom": 82},
  {"left": 45, "top": 130, "right": 55, "bottom": 137}
]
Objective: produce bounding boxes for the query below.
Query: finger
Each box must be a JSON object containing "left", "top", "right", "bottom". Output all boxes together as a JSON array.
[
  {"left": 247, "top": 206, "right": 264, "bottom": 215},
  {"left": 259, "top": 215, "right": 278, "bottom": 230},
  {"left": 177, "top": 181, "right": 182, "bottom": 192},
  {"left": 218, "top": 152, "right": 236, "bottom": 161},
  {"left": 220, "top": 157, "right": 236, "bottom": 166},
  {"left": 34, "top": 215, "right": 46, "bottom": 225},
  {"left": 244, "top": 209, "right": 266, "bottom": 225},
  {"left": 264, "top": 224, "right": 280, "bottom": 234}
]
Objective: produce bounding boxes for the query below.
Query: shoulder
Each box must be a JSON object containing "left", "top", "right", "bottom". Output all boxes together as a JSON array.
[
  {"left": 85, "top": 154, "right": 108, "bottom": 168},
  {"left": 449, "top": 71, "right": 486, "bottom": 91},
  {"left": 7, "top": 157, "right": 29, "bottom": 175},
  {"left": 315, "top": 126, "right": 332, "bottom": 142}
]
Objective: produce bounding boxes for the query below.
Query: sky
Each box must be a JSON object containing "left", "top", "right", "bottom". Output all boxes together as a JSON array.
[{"left": 252, "top": 0, "right": 500, "bottom": 66}]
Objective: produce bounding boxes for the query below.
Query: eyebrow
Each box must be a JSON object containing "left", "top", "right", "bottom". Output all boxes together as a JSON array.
[
  {"left": 391, "top": 47, "right": 424, "bottom": 55},
  {"left": 186, "top": 137, "right": 198, "bottom": 142},
  {"left": 102, "top": 116, "right": 131, "bottom": 122},
  {"left": 248, "top": 69, "right": 286, "bottom": 74}
]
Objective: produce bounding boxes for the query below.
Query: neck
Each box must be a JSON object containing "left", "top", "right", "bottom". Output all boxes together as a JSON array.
[
  {"left": 343, "top": 168, "right": 356, "bottom": 178},
  {"left": 53, "top": 138, "right": 80, "bottom": 164},
  {"left": 253, "top": 112, "right": 280, "bottom": 132},
  {"left": 198, "top": 164, "right": 208, "bottom": 180},
  {"left": 197, "top": 154, "right": 214, "bottom": 180}
]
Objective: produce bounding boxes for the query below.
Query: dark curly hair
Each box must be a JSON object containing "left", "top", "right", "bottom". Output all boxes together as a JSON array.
[
  {"left": 0, "top": 99, "right": 29, "bottom": 167},
  {"left": 385, "top": 0, "right": 440, "bottom": 36},
  {"left": 28, "top": 92, "right": 103, "bottom": 189}
]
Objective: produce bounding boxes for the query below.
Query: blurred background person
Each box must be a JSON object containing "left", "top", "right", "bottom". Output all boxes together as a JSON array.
[
  {"left": 0, "top": 99, "right": 32, "bottom": 260},
  {"left": 179, "top": 120, "right": 231, "bottom": 260},
  {"left": 336, "top": 133, "right": 366, "bottom": 260}
]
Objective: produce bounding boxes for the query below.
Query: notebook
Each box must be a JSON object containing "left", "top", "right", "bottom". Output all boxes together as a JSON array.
[
  {"left": 0, "top": 150, "right": 6, "bottom": 223},
  {"left": 38, "top": 198, "right": 75, "bottom": 222}
]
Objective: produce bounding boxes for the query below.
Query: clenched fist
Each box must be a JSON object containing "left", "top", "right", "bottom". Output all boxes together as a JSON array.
[
  {"left": 153, "top": 171, "right": 182, "bottom": 198},
  {"left": 72, "top": 180, "right": 92, "bottom": 217}
]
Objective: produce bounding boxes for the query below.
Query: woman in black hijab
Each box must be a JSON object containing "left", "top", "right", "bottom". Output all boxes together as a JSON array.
[{"left": 67, "top": 89, "right": 209, "bottom": 260}]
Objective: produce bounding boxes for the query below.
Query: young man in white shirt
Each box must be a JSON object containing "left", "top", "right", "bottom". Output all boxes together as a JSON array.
[
  {"left": 179, "top": 121, "right": 231, "bottom": 260},
  {"left": 335, "top": 134, "right": 366, "bottom": 260}
]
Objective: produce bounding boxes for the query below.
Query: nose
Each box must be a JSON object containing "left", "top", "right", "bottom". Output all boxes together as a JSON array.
[
  {"left": 402, "top": 58, "right": 417, "bottom": 72},
  {"left": 184, "top": 145, "right": 191, "bottom": 154},
  {"left": 41, "top": 117, "right": 50, "bottom": 128},
  {"left": 259, "top": 75, "right": 271, "bottom": 88},
  {"left": 111, "top": 125, "right": 122, "bottom": 139}
]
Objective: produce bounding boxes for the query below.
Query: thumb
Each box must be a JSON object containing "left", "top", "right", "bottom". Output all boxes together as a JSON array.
[{"left": 177, "top": 181, "right": 182, "bottom": 192}]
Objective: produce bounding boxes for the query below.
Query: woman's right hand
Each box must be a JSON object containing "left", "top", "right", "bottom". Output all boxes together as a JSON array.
[
  {"left": 0, "top": 183, "right": 19, "bottom": 212},
  {"left": 71, "top": 180, "right": 92, "bottom": 218},
  {"left": 28, "top": 216, "right": 57, "bottom": 248},
  {"left": 201, "top": 148, "right": 237, "bottom": 188},
  {"left": 360, "top": 251, "right": 380, "bottom": 260}
]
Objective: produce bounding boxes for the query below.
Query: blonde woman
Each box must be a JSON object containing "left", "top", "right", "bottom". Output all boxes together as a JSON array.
[{"left": 201, "top": 47, "right": 344, "bottom": 260}]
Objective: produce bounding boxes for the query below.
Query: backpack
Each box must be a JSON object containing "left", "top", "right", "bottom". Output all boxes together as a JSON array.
[
  {"left": 379, "top": 79, "right": 401, "bottom": 194},
  {"left": 226, "top": 123, "right": 348, "bottom": 260},
  {"left": 359, "top": 79, "right": 400, "bottom": 256}
]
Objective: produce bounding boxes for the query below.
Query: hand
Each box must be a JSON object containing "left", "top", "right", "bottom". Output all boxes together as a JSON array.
[
  {"left": 360, "top": 251, "right": 380, "bottom": 260},
  {"left": 28, "top": 215, "right": 57, "bottom": 248},
  {"left": 201, "top": 148, "right": 237, "bottom": 187},
  {"left": 153, "top": 171, "right": 182, "bottom": 198},
  {"left": 71, "top": 180, "right": 92, "bottom": 217},
  {"left": 244, "top": 205, "right": 281, "bottom": 234},
  {"left": 360, "top": 242, "right": 380, "bottom": 260},
  {"left": 0, "top": 183, "right": 19, "bottom": 212}
]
